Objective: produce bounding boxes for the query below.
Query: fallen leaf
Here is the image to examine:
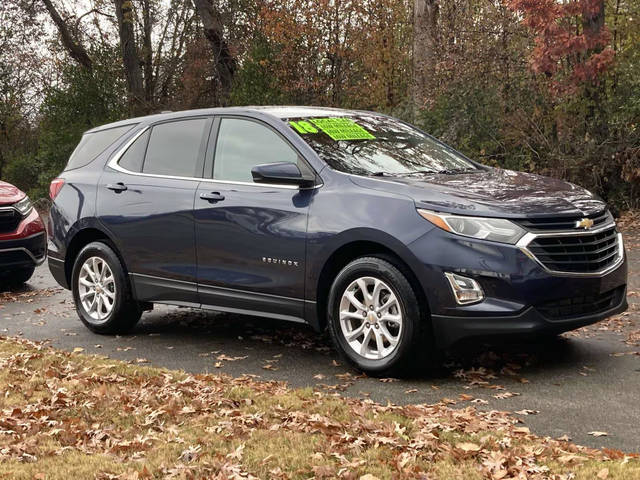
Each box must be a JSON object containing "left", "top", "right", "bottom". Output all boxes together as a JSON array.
[
  {"left": 493, "top": 391, "right": 520, "bottom": 399},
  {"left": 515, "top": 409, "right": 539, "bottom": 416},
  {"left": 456, "top": 442, "right": 481, "bottom": 452}
]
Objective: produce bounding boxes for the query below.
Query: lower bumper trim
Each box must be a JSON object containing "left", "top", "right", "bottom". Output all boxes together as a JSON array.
[
  {"left": 0, "top": 231, "right": 47, "bottom": 267},
  {"left": 431, "top": 294, "right": 628, "bottom": 348}
]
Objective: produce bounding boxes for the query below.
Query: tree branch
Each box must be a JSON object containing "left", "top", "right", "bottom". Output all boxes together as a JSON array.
[{"left": 41, "top": 0, "right": 93, "bottom": 71}]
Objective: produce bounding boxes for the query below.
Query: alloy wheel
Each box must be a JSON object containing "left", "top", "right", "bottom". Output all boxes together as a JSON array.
[
  {"left": 78, "top": 256, "right": 116, "bottom": 323},
  {"left": 338, "top": 276, "right": 403, "bottom": 360}
]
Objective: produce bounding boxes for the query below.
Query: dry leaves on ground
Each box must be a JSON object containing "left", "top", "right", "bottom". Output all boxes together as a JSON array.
[{"left": 0, "top": 336, "right": 638, "bottom": 480}]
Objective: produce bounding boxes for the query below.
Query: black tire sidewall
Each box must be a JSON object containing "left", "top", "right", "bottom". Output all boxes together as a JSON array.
[
  {"left": 71, "top": 241, "right": 138, "bottom": 334},
  {"left": 327, "top": 257, "right": 422, "bottom": 375}
]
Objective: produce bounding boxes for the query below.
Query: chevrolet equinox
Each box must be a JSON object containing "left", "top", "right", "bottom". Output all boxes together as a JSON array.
[{"left": 47, "top": 107, "right": 628, "bottom": 375}]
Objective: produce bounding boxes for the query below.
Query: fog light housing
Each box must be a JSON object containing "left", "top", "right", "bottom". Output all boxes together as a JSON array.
[{"left": 444, "top": 272, "right": 484, "bottom": 305}]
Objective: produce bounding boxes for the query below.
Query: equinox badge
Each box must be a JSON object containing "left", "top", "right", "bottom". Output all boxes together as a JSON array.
[{"left": 262, "top": 257, "right": 300, "bottom": 267}]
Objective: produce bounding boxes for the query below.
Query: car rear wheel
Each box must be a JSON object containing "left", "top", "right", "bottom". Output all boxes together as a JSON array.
[
  {"left": 327, "top": 256, "right": 428, "bottom": 376},
  {"left": 72, "top": 241, "right": 141, "bottom": 334}
]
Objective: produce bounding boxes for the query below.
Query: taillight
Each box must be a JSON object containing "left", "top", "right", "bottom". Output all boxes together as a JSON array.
[{"left": 49, "top": 178, "right": 65, "bottom": 200}]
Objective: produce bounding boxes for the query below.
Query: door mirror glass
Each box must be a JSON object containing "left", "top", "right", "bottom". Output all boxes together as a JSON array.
[{"left": 251, "top": 162, "right": 313, "bottom": 187}]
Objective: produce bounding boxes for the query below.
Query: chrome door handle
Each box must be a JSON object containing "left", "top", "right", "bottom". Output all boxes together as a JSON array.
[
  {"left": 200, "top": 192, "right": 225, "bottom": 202},
  {"left": 106, "top": 182, "right": 128, "bottom": 193}
]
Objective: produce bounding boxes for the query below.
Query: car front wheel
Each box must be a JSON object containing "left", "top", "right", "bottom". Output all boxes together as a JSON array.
[
  {"left": 327, "top": 256, "right": 428, "bottom": 376},
  {"left": 72, "top": 241, "right": 141, "bottom": 334}
]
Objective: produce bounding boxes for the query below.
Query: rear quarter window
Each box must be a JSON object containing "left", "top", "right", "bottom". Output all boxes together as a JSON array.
[{"left": 66, "top": 124, "right": 135, "bottom": 170}]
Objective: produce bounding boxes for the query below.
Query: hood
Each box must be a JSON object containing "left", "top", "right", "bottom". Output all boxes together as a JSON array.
[
  {"left": 0, "top": 181, "right": 25, "bottom": 206},
  {"left": 350, "top": 168, "right": 606, "bottom": 218}
]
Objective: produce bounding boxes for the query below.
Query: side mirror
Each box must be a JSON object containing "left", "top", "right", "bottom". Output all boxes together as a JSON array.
[{"left": 251, "top": 162, "right": 315, "bottom": 188}]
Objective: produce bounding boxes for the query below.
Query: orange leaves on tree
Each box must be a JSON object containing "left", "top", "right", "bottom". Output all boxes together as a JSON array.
[{"left": 508, "top": 0, "right": 615, "bottom": 94}]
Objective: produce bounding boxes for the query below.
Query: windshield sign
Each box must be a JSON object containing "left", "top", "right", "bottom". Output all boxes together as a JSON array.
[{"left": 286, "top": 114, "right": 479, "bottom": 176}]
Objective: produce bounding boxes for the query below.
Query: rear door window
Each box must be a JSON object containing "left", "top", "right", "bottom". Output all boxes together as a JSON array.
[
  {"left": 67, "top": 124, "right": 135, "bottom": 170},
  {"left": 142, "top": 118, "right": 209, "bottom": 177}
]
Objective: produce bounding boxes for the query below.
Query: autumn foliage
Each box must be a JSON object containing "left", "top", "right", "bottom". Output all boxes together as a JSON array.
[
  {"left": 0, "top": 0, "right": 638, "bottom": 207},
  {"left": 508, "top": 0, "right": 615, "bottom": 93}
]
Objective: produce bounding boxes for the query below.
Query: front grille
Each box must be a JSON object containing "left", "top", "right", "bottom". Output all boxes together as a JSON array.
[
  {"left": 526, "top": 226, "right": 620, "bottom": 274},
  {"left": 518, "top": 210, "right": 611, "bottom": 232},
  {"left": 0, "top": 208, "right": 21, "bottom": 234},
  {"left": 537, "top": 286, "right": 624, "bottom": 320}
]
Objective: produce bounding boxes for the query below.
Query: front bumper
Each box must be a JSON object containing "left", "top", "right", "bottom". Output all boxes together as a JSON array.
[
  {"left": 0, "top": 208, "right": 47, "bottom": 269},
  {"left": 0, "top": 226, "right": 47, "bottom": 270},
  {"left": 408, "top": 225, "right": 629, "bottom": 347},
  {"left": 432, "top": 287, "right": 627, "bottom": 347}
]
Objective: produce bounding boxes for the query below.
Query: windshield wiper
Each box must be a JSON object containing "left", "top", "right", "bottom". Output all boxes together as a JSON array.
[
  {"left": 370, "top": 171, "right": 407, "bottom": 177},
  {"left": 435, "top": 168, "right": 478, "bottom": 174},
  {"left": 399, "top": 168, "right": 478, "bottom": 175},
  {"left": 370, "top": 168, "right": 477, "bottom": 177}
]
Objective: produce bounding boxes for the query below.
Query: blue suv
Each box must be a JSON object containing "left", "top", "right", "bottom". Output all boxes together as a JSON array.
[{"left": 48, "top": 107, "right": 628, "bottom": 375}]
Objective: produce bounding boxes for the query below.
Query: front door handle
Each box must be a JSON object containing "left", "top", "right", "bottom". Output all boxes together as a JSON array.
[
  {"left": 106, "top": 182, "right": 128, "bottom": 193},
  {"left": 200, "top": 192, "right": 225, "bottom": 202}
]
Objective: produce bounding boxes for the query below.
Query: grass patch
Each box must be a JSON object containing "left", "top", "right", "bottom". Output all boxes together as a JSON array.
[{"left": 0, "top": 335, "right": 638, "bottom": 479}]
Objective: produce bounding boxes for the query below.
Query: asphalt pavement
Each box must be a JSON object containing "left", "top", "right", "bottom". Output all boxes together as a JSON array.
[{"left": 1, "top": 232, "right": 639, "bottom": 453}]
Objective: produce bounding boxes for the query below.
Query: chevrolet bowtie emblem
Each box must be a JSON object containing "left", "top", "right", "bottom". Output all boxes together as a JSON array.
[{"left": 575, "top": 218, "right": 594, "bottom": 229}]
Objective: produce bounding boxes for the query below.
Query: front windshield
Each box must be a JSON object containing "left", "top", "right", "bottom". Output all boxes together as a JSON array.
[{"left": 285, "top": 114, "right": 479, "bottom": 176}]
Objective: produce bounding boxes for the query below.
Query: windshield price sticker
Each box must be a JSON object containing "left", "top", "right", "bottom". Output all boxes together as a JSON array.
[{"left": 289, "top": 118, "right": 375, "bottom": 141}]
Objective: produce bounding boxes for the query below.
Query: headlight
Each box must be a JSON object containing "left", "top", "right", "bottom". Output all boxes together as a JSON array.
[
  {"left": 418, "top": 209, "right": 525, "bottom": 244},
  {"left": 13, "top": 196, "right": 33, "bottom": 216}
]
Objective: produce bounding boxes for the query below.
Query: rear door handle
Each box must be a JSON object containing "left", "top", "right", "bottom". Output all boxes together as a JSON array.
[
  {"left": 200, "top": 192, "right": 225, "bottom": 202},
  {"left": 106, "top": 182, "right": 128, "bottom": 193}
]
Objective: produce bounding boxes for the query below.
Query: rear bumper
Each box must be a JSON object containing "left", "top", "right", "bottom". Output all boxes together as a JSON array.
[
  {"left": 48, "top": 255, "right": 68, "bottom": 289},
  {"left": 432, "top": 287, "right": 628, "bottom": 348}
]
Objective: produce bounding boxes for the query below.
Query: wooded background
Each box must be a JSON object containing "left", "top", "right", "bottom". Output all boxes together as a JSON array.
[{"left": 1, "top": 0, "right": 638, "bottom": 209}]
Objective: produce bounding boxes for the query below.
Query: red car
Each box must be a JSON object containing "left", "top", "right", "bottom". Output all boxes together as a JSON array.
[{"left": 0, "top": 181, "right": 46, "bottom": 286}]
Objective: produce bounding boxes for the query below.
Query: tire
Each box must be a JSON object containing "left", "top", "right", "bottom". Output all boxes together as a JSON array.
[
  {"left": 71, "top": 241, "right": 141, "bottom": 334},
  {"left": 327, "top": 256, "right": 430, "bottom": 376},
  {"left": 1, "top": 266, "right": 35, "bottom": 288}
]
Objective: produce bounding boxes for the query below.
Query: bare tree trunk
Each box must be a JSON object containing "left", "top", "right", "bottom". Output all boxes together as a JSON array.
[
  {"left": 192, "top": 0, "right": 236, "bottom": 105},
  {"left": 41, "top": 0, "right": 93, "bottom": 71},
  {"left": 141, "top": 0, "right": 154, "bottom": 104},
  {"left": 114, "top": 0, "right": 145, "bottom": 115},
  {"left": 412, "top": 0, "right": 439, "bottom": 117},
  {"left": 582, "top": 0, "right": 607, "bottom": 138}
]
